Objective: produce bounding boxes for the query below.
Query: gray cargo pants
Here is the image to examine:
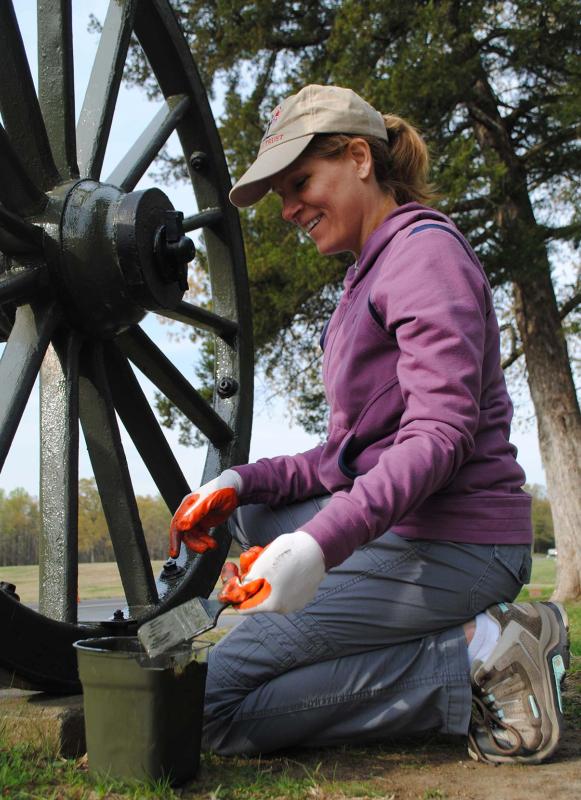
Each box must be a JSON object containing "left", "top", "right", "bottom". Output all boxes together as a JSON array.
[{"left": 203, "top": 496, "right": 532, "bottom": 755}]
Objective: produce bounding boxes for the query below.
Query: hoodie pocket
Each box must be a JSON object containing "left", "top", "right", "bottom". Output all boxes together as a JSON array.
[{"left": 337, "top": 375, "right": 402, "bottom": 478}]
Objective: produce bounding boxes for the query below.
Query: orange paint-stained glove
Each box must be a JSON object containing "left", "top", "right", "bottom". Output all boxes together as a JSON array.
[
  {"left": 168, "top": 470, "right": 242, "bottom": 558},
  {"left": 218, "top": 532, "right": 326, "bottom": 615},
  {"left": 218, "top": 546, "right": 270, "bottom": 608}
]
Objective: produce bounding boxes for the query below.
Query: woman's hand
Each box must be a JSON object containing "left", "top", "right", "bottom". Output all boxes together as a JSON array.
[
  {"left": 168, "top": 470, "right": 242, "bottom": 557},
  {"left": 218, "top": 531, "right": 326, "bottom": 614}
]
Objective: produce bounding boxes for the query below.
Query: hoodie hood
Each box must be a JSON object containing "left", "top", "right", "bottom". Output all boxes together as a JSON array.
[{"left": 344, "top": 203, "right": 456, "bottom": 289}]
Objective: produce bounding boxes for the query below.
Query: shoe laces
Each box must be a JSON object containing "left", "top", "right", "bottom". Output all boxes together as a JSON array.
[{"left": 469, "top": 694, "right": 524, "bottom": 759}]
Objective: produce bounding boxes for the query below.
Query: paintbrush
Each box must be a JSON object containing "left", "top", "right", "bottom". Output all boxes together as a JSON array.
[{"left": 138, "top": 597, "right": 231, "bottom": 659}]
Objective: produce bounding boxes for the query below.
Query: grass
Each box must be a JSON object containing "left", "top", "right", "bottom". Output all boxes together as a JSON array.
[
  {"left": 1, "top": 553, "right": 561, "bottom": 603},
  {"left": 0, "top": 735, "right": 414, "bottom": 799},
  {"left": 0, "top": 562, "right": 167, "bottom": 604},
  {"left": 0, "top": 555, "right": 580, "bottom": 799},
  {"left": 0, "top": 738, "right": 181, "bottom": 799}
]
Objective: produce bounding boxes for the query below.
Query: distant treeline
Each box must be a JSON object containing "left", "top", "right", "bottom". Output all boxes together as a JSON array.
[
  {"left": 0, "top": 478, "right": 171, "bottom": 566},
  {"left": 0, "top": 480, "right": 555, "bottom": 567},
  {"left": 525, "top": 484, "right": 555, "bottom": 555}
]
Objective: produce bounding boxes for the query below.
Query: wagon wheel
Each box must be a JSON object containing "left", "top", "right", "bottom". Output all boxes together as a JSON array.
[{"left": 0, "top": 0, "right": 253, "bottom": 693}]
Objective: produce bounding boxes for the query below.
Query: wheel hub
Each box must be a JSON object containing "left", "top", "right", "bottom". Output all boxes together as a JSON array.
[{"left": 44, "top": 180, "right": 194, "bottom": 337}]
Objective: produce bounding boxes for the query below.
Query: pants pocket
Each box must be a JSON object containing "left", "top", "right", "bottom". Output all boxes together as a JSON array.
[
  {"left": 493, "top": 544, "right": 532, "bottom": 585},
  {"left": 469, "top": 544, "right": 531, "bottom": 613}
]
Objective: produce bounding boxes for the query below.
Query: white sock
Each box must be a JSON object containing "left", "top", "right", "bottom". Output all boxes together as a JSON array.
[{"left": 467, "top": 612, "right": 501, "bottom": 666}]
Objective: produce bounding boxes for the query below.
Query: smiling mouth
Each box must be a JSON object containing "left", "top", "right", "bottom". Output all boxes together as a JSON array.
[{"left": 304, "top": 214, "right": 322, "bottom": 234}]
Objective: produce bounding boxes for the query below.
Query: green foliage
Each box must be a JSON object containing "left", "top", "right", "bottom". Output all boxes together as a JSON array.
[
  {"left": 123, "top": 0, "right": 581, "bottom": 433},
  {"left": 0, "top": 738, "right": 182, "bottom": 799},
  {"left": 526, "top": 483, "right": 556, "bottom": 553},
  {"left": 77, "top": 478, "right": 109, "bottom": 563},
  {"left": 0, "top": 482, "right": 171, "bottom": 566},
  {"left": 0, "top": 488, "right": 40, "bottom": 566}
]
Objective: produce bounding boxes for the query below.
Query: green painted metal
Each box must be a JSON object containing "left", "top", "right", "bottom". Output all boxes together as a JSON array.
[
  {"left": 0, "top": 124, "right": 48, "bottom": 217},
  {"left": 0, "top": 0, "right": 253, "bottom": 692},
  {"left": 0, "top": 302, "right": 60, "bottom": 471},
  {"left": 79, "top": 342, "right": 159, "bottom": 614},
  {"left": 106, "top": 95, "right": 191, "bottom": 192},
  {"left": 75, "top": 637, "right": 208, "bottom": 783},
  {"left": 104, "top": 341, "right": 191, "bottom": 512},
  {"left": 37, "top": 0, "right": 79, "bottom": 180},
  {"left": 39, "top": 333, "right": 80, "bottom": 623},
  {"left": 0, "top": 2, "right": 59, "bottom": 192},
  {"left": 118, "top": 326, "right": 235, "bottom": 445},
  {"left": 76, "top": 0, "right": 138, "bottom": 180}
]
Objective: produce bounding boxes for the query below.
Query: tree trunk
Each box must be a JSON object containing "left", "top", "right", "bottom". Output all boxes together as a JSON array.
[
  {"left": 466, "top": 67, "right": 581, "bottom": 600},
  {"left": 514, "top": 271, "right": 581, "bottom": 600}
]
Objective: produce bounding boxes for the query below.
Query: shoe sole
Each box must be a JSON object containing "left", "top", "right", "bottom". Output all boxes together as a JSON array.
[
  {"left": 537, "top": 601, "right": 570, "bottom": 759},
  {"left": 510, "top": 601, "right": 568, "bottom": 764},
  {"left": 469, "top": 601, "right": 570, "bottom": 765}
]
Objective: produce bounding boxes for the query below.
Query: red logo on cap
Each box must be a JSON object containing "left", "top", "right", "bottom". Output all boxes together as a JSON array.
[{"left": 264, "top": 104, "right": 282, "bottom": 137}]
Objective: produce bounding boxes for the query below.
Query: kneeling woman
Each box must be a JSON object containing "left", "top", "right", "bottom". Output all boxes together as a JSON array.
[{"left": 170, "top": 85, "right": 568, "bottom": 765}]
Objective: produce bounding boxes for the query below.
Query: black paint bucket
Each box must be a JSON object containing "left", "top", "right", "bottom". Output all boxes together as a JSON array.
[{"left": 74, "top": 636, "right": 210, "bottom": 785}]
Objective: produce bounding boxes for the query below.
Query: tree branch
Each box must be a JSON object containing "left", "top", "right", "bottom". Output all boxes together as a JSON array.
[
  {"left": 500, "top": 322, "right": 522, "bottom": 369},
  {"left": 540, "top": 222, "right": 581, "bottom": 243},
  {"left": 560, "top": 290, "right": 581, "bottom": 321},
  {"left": 268, "top": 30, "right": 331, "bottom": 49},
  {"left": 523, "top": 124, "right": 581, "bottom": 165},
  {"left": 500, "top": 293, "right": 579, "bottom": 370},
  {"left": 450, "top": 197, "right": 489, "bottom": 214},
  {"left": 504, "top": 93, "right": 562, "bottom": 132}
]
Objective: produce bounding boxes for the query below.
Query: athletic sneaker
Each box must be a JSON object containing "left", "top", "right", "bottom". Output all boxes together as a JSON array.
[{"left": 468, "top": 601, "right": 569, "bottom": 764}]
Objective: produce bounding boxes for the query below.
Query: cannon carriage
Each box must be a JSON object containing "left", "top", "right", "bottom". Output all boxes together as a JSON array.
[{"left": 0, "top": 0, "right": 253, "bottom": 693}]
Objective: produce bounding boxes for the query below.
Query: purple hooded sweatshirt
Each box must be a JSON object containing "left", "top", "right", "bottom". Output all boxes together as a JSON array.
[{"left": 234, "top": 203, "right": 532, "bottom": 569}]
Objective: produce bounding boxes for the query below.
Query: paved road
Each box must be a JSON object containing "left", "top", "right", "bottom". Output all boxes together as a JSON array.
[{"left": 27, "top": 597, "right": 242, "bottom": 628}]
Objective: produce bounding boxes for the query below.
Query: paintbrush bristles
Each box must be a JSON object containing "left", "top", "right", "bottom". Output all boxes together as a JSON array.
[{"left": 138, "top": 597, "right": 215, "bottom": 658}]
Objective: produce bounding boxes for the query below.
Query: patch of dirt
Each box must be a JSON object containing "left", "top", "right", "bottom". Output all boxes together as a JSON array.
[{"left": 194, "top": 664, "right": 581, "bottom": 800}]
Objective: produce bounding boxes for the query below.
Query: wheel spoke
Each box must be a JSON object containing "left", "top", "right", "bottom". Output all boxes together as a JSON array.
[
  {"left": 37, "top": 0, "right": 78, "bottom": 179},
  {"left": 0, "top": 1, "right": 59, "bottom": 191},
  {"left": 0, "top": 205, "right": 44, "bottom": 251},
  {"left": 0, "top": 266, "right": 46, "bottom": 306},
  {"left": 0, "top": 308, "right": 13, "bottom": 340},
  {"left": 159, "top": 300, "right": 238, "bottom": 340},
  {"left": 106, "top": 95, "right": 190, "bottom": 192},
  {"left": 0, "top": 229, "right": 41, "bottom": 257},
  {"left": 183, "top": 207, "right": 223, "bottom": 232},
  {"left": 0, "top": 125, "right": 48, "bottom": 217},
  {"left": 0, "top": 302, "right": 60, "bottom": 472},
  {"left": 104, "top": 341, "right": 190, "bottom": 512},
  {"left": 38, "top": 332, "right": 81, "bottom": 623},
  {"left": 76, "top": 0, "right": 138, "bottom": 179},
  {"left": 118, "top": 325, "right": 234, "bottom": 445},
  {"left": 78, "top": 341, "right": 158, "bottom": 612}
]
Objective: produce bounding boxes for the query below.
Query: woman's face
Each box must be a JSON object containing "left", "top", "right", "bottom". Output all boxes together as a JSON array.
[{"left": 271, "top": 143, "right": 388, "bottom": 257}]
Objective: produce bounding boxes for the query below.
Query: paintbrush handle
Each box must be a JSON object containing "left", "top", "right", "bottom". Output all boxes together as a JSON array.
[{"left": 213, "top": 601, "right": 232, "bottom": 623}]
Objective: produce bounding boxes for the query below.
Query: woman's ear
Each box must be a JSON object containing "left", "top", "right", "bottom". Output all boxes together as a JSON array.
[{"left": 347, "top": 138, "right": 373, "bottom": 180}]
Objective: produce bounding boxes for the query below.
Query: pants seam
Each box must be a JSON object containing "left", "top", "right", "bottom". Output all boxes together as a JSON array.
[
  {"left": 312, "top": 545, "right": 418, "bottom": 606},
  {"left": 233, "top": 671, "right": 469, "bottom": 722}
]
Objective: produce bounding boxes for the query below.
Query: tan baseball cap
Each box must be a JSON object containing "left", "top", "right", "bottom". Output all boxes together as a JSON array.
[{"left": 229, "top": 85, "right": 387, "bottom": 208}]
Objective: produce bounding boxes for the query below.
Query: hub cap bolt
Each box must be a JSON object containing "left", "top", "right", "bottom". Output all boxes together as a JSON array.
[
  {"left": 154, "top": 210, "right": 195, "bottom": 291},
  {"left": 217, "top": 377, "right": 239, "bottom": 399},
  {"left": 161, "top": 559, "right": 186, "bottom": 580},
  {"left": 0, "top": 582, "right": 20, "bottom": 602},
  {"left": 189, "top": 151, "right": 207, "bottom": 171}
]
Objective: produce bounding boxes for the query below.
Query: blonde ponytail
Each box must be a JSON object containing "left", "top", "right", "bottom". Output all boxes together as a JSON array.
[{"left": 379, "top": 114, "right": 434, "bottom": 205}]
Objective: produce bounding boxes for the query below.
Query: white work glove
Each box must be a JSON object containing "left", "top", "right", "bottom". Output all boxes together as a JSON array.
[
  {"left": 218, "top": 531, "right": 326, "bottom": 614},
  {"left": 169, "top": 469, "right": 243, "bottom": 558}
]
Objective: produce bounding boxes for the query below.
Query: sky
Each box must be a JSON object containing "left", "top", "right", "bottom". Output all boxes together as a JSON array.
[{"left": 0, "top": 0, "right": 546, "bottom": 500}]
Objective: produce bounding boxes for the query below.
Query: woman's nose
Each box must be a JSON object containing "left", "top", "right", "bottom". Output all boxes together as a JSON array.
[{"left": 281, "top": 197, "right": 301, "bottom": 223}]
